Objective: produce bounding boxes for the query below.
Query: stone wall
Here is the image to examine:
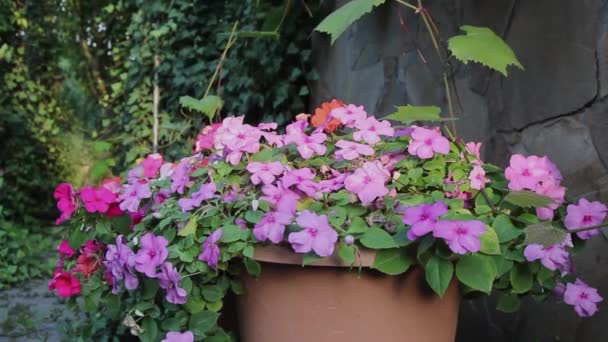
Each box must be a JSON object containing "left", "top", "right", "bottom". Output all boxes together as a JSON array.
[{"left": 311, "top": 0, "right": 608, "bottom": 340}]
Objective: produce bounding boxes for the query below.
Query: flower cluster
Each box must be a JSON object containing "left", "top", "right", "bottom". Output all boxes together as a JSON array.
[{"left": 51, "top": 100, "right": 606, "bottom": 340}]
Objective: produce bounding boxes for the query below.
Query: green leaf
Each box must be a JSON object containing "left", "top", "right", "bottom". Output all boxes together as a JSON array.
[
  {"left": 504, "top": 190, "right": 554, "bottom": 208},
  {"left": 492, "top": 215, "right": 523, "bottom": 243},
  {"left": 201, "top": 285, "right": 224, "bottom": 302},
  {"left": 372, "top": 248, "right": 413, "bottom": 275},
  {"left": 179, "top": 95, "right": 223, "bottom": 121},
  {"left": 338, "top": 245, "right": 356, "bottom": 265},
  {"left": 221, "top": 224, "right": 247, "bottom": 243},
  {"left": 244, "top": 258, "right": 261, "bottom": 277},
  {"left": 456, "top": 254, "right": 496, "bottom": 294},
  {"left": 243, "top": 246, "right": 255, "bottom": 258},
  {"left": 480, "top": 226, "right": 501, "bottom": 255},
  {"left": 523, "top": 222, "right": 569, "bottom": 247},
  {"left": 385, "top": 105, "right": 449, "bottom": 124},
  {"left": 179, "top": 215, "right": 198, "bottom": 237},
  {"left": 497, "top": 292, "right": 521, "bottom": 313},
  {"left": 510, "top": 264, "right": 533, "bottom": 293},
  {"left": 140, "top": 317, "right": 159, "bottom": 342},
  {"left": 347, "top": 217, "right": 369, "bottom": 235},
  {"left": 189, "top": 310, "right": 220, "bottom": 336},
  {"left": 425, "top": 256, "right": 454, "bottom": 297},
  {"left": 245, "top": 210, "right": 263, "bottom": 224},
  {"left": 447, "top": 25, "right": 524, "bottom": 76},
  {"left": 251, "top": 148, "right": 277, "bottom": 162},
  {"left": 314, "top": 0, "right": 387, "bottom": 44},
  {"left": 302, "top": 253, "right": 323, "bottom": 265},
  {"left": 68, "top": 228, "right": 86, "bottom": 250},
  {"left": 360, "top": 227, "right": 397, "bottom": 249}
]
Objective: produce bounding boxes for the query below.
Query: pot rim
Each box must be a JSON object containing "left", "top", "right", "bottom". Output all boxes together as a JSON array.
[{"left": 252, "top": 244, "right": 376, "bottom": 268}]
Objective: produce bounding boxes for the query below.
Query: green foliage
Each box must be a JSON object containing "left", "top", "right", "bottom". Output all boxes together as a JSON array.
[
  {"left": 524, "top": 222, "right": 569, "bottom": 247},
  {"left": 372, "top": 248, "right": 413, "bottom": 275},
  {"left": 447, "top": 25, "right": 524, "bottom": 76},
  {"left": 504, "top": 190, "right": 555, "bottom": 208},
  {"left": 179, "top": 95, "right": 224, "bottom": 123},
  {"left": 424, "top": 256, "right": 454, "bottom": 297},
  {"left": 385, "top": 105, "right": 446, "bottom": 124},
  {"left": 314, "top": 0, "right": 386, "bottom": 44},
  {"left": 456, "top": 254, "right": 496, "bottom": 294}
]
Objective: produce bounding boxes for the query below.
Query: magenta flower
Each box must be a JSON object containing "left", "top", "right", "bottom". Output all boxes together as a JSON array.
[
  {"left": 504, "top": 154, "right": 561, "bottom": 191},
  {"left": 402, "top": 202, "right": 448, "bottom": 240},
  {"left": 171, "top": 157, "right": 194, "bottom": 194},
  {"left": 141, "top": 153, "right": 164, "bottom": 178},
  {"left": 48, "top": 271, "right": 81, "bottom": 298},
  {"left": 433, "top": 220, "right": 486, "bottom": 254},
  {"left": 134, "top": 233, "right": 169, "bottom": 277},
  {"left": 330, "top": 104, "right": 367, "bottom": 127},
  {"left": 199, "top": 228, "right": 222, "bottom": 269},
  {"left": 344, "top": 161, "right": 390, "bottom": 205},
  {"left": 253, "top": 211, "right": 293, "bottom": 243},
  {"left": 353, "top": 117, "right": 395, "bottom": 145},
  {"left": 118, "top": 181, "right": 152, "bottom": 213},
  {"left": 288, "top": 211, "right": 338, "bottom": 257},
  {"left": 407, "top": 126, "right": 450, "bottom": 159},
  {"left": 54, "top": 183, "right": 77, "bottom": 224},
  {"left": 334, "top": 140, "right": 374, "bottom": 161},
  {"left": 246, "top": 161, "right": 285, "bottom": 185},
  {"left": 281, "top": 168, "right": 320, "bottom": 197},
  {"left": 57, "top": 240, "right": 76, "bottom": 258},
  {"left": 468, "top": 165, "right": 489, "bottom": 190},
  {"left": 80, "top": 186, "right": 116, "bottom": 213},
  {"left": 194, "top": 123, "right": 221, "bottom": 152},
  {"left": 157, "top": 262, "right": 187, "bottom": 304},
  {"left": 534, "top": 181, "right": 565, "bottom": 220},
  {"left": 259, "top": 182, "right": 300, "bottom": 215},
  {"left": 564, "top": 279, "right": 603, "bottom": 317},
  {"left": 177, "top": 182, "right": 217, "bottom": 212},
  {"left": 524, "top": 235, "right": 572, "bottom": 271},
  {"left": 162, "top": 331, "right": 194, "bottom": 342},
  {"left": 285, "top": 131, "right": 327, "bottom": 159},
  {"left": 104, "top": 235, "right": 139, "bottom": 294},
  {"left": 564, "top": 198, "right": 608, "bottom": 239}
]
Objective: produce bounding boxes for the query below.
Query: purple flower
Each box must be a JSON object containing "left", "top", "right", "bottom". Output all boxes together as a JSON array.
[
  {"left": 564, "top": 279, "right": 603, "bottom": 317},
  {"left": 504, "top": 154, "right": 560, "bottom": 191},
  {"left": 407, "top": 126, "right": 450, "bottom": 159},
  {"left": 246, "top": 161, "right": 285, "bottom": 185},
  {"left": 468, "top": 165, "right": 489, "bottom": 190},
  {"left": 565, "top": 198, "right": 608, "bottom": 239},
  {"left": 118, "top": 181, "right": 152, "bottom": 213},
  {"left": 524, "top": 235, "right": 572, "bottom": 271},
  {"left": 403, "top": 202, "right": 448, "bottom": 240},
  {"left": 104, "top": 235, "right": 139, "bottom": 294},
  {"left": 433, "top": 220, "right": 486, "bottom": 254},
  {"left": 161, "top": 331, "right": 194, "bottom": 342},
  {"left": 330, "top": 104, "right": 367, "bottom": 127},
  {"left": 157, "top": 262, "right": 187, "bottom": 304},
  {"left": 334, "top": 140, "right": 375, "bottom": 161},
  {"left": 199, "top": 228, "right": 222, "bottom": 269},
  {"left": 134, "top": 233, "right": 169, "bottom": 277},
  {"left": 254, "top": 211, "right": 293, "bottom": 243},
  {"left": 281, "top": 168, "right": 320, "bottom": 197},
  {"left": 353, "top": 117, "right": 395, "bottom": 145},
  {"left": 285, "top": 130, "right": 327, "bottom": 159},
  {"left": 344, "top": 161, "right": 390, "bottom": 205},
  {"left": 288, "top": 211, "right": 338, "bottom": 257},
  {"left": 259, "top": 182, "right": 300, "bottom": 214},
  {"left": 319, "top": 170, "right": 347, "bottom": 193},
  {"left": 177, "top": 182, "right": 217, "bottom": 212},
  {"left": 534, "top": 181, "right": 565, "bottom": 220}
]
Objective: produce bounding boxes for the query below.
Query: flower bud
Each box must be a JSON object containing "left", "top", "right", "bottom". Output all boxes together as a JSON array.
[{"left": 344, "top": 235, "right": 355, "bottom": 245}]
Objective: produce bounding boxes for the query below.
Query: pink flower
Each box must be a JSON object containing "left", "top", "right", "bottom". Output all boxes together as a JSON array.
[
  {"left": 253, "top": 211, "right": 293, "bottom": 243},
  {"left": 353, "top": 117, "right": 395, "bottom": 145},
  {"left": 334, "top": 140, "right": 374, "bottom": 161},
  {"left": 162, "top": 331, "right": 194, "bottom": 342},
  {"left": 177, "top": 182, "right": 216, "bottom": 212},
  {"left": 281, "top": 168, "right": 320, "bottom": 197},
  {"left": 565, "top": 198, "right": 608, "bottom": 239},
  {"left": 535, "top": 182, "right": 565, "bottom": 220},
  {"left": 57, "top": 240, "right": 76, "bottom": 258},
  {"left": 118, "top": 181, "right": 152, "bottom": 213},
  {"left": 80, "top": 186, "right": 116, "bottom": 213},
  {"left": 407, "top": 126, "right": 450, "bottom": 159},
  {"left": 469, "top": 165, "right": 489, "bottom": 190},
  {"left": 134, "top": 233, "right": 169, "bottom": 277},
  {"left": 171, "top": 157, "right": 194, "bottom": 194},
  {"left": 403, "top": 202, "right": 448, "bottom": 240},
  {"left": 465, "top": 142, "right": 482, "bottom": 161},
  {"left": 285, "top": 131, "right": 327, "bottom": 159},
  {"left": 330, "top": 104, "right": 367, "bottom": 127},
  {"left": 246, "top": 161, "right": 285, "bottom": 185},
  {"left": 259, "top": 182, "right": 300, "bottom": 215},
  {"left": 288, "top": 211, "right": 338, "bottom": 257},
  {"left": 157, "top": 262, "right": 187, "bottom": 304},
  {"left": 194, "top": 123, "right": 221, "bottom": 152},
  {"left": 141, "top": 153, "right": 164, "bottom": 178},
  {"left": 199, "top": 228, "right": 222, "bottom": 269},
  {"left": 433, "top": 220, "right": 486, "bottom": 254},
  {"left": 564, "top": 279, "right": 603, "bottom": 317},
  {"left": 504, "top": 154, "right": 560, "bottom": 191},
  {"left": 102, "top": 177, "right": 122, "bottom": 194},
  {"left": 214, "top": 116, "right": 262, "bottom": 165},
  {"left": 344, "top": 161, "right": 390, "bottom": 205},
  {"left": 48, "top": 271, "right": 81, "bottom": 298},
  {"left": 54, "top": 183, "right": 77, "bottom": 224},
  {"left": 524, "top": 235, "right": 572, "bottom": 271},
  {"left": 82, "top": 240, "right": 105, "bottom": 257},
  {"left": 319, "top": 170, "right": 347, "bottom": 193}
]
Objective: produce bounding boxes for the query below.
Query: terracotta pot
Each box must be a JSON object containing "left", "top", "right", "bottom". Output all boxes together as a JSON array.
[{"left": 237, "top": 245, "right": 460, "bottom": 342}]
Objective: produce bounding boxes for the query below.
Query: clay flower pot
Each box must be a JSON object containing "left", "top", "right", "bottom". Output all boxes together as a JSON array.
[{"left": 237, "top": 245, "right": 460, "bottom": 342}]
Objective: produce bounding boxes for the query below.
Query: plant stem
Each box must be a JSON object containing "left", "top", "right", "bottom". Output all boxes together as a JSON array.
[
  {"left": 394, "top": 0, "right": 418, "bottom": 11},
  {"left": 204, "top": 21, "right": 239, "bottom": 99},
  {"left": 566, "top": 222, "right": 608, "bottom": 234}
]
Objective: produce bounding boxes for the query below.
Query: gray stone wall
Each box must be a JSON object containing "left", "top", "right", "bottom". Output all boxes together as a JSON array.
[{"left": 311, "top": 1, "right": 608, "bottom": 340}]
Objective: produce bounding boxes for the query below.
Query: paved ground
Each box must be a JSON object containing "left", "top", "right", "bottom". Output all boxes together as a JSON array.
[{"left": 0, "top": 279, "right": 71, "bottom": 342}]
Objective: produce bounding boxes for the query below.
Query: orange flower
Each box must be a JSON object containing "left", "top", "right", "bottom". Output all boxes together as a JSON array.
[{"left": 311, "top": 99, "right": 345, "bottom": 133}]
